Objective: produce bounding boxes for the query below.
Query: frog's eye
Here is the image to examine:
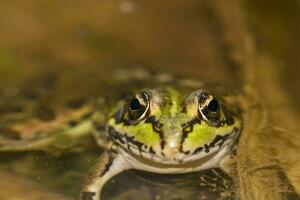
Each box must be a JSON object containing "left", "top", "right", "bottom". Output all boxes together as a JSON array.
[
  {"left": 207, "top": 99, "right": 219, "bottom": 112},
  {"left": 198, "top": 93, "right": 221, "bottom": 124},
  {"left": 128, "top": 92, "right": 150, "bottom": 121}
]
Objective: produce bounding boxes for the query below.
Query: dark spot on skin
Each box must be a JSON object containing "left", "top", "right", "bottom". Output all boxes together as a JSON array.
[
  {"left": 179, "top": 131, "right": 189, "bottom": 153},
  {"left": 153, "top": 122, "right": 163, "bottom": 132},
  {"left": 149, "top": 147, "right": 156, "bottom": 154},
  {"left": 225, "top": 115, "right": 234, "bottom": 125},
  {"left": 182, "top": 125, "right": 192, "bottom": 133},
  {"left": 112, "top": 110, "right": 165, "bottom": 151},
  {"left": 181, "top": 106, "right": 187, "bottom": 113},
  {"left": 144, "top": 116, "right": 154, "bottom": 123},
  {"left": 145, "top": 116, "right": 165, "bottom": 149},
  {"left": 81, "top": 192, "right": 96, "bottom": 200},
  {"left": 156, "top": 122, "right": 163, "bottom": 129},
  {"left": 125, "top": 134, "right": 144, "bottom": 153},
  {"left": 209, "top": 135, "right": 228, "bottom": 149},
  {"left": 179, "top": 118, "right": 200, "bottom": 153},
  {"left": 100, "top": 158, "right": 114, "bottom": 177},
  {"left": 108, "top": 127, "right": 146, "bottom": 154},
  {"left": 184, "top": 150, "right": 190, "bottom": 155},
  {"left": 160, "top": 140, "right": 166, "bottom": 150},
  {"left": 108, "top": 126, "right": 125, "bottom": 144},
  {"left": 196, "top": 134, "right": 231, "bottom": 154},
  {"left": 204, "top": 144, "right": 210, "bottom": 153},
  {"left": 199, "top": 92, "right": 209, "bottom": 104},
  {"left": 191, "top": 128, "right": 239, "bottom": 155},
  {"left": 100, "top": 149, "right": 117, "bottom": 177},
  {"left": 193, "top": 147, "right": 203, "bottom": 154}
]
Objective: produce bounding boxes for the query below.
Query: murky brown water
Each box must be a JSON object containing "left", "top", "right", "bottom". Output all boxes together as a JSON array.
[{"left": 0, "top": 0, "right": 299, "bottom": 200}]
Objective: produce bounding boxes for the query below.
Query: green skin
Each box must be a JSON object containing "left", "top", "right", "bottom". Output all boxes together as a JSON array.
[{"left": 81, "top": 87, "right": 241, "bottom": 200}]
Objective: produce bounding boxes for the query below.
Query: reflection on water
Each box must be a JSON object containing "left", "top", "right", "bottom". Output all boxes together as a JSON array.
[
  {"left": 103, "top": 168, "right": 235, "bottom": 200},
  {"left": 103, "top": 168, "right": 299, "bottom": 200}
]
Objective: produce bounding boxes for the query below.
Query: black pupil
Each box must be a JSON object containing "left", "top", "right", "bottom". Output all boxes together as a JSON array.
[
  {"left": 130, "top": 98, "right": 141, "bottom": 110},
  {"left": 207, "top": 99, "right": 219, "bottom": 112}
]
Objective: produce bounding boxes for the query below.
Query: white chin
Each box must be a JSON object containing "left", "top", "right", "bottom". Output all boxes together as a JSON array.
[{"left": 119, "top": 142, "right": 231, "bottom": 174}]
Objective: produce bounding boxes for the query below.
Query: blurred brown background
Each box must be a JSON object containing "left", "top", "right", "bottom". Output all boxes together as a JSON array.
[{"left": 0, "top": 0, "right": 299, "bottom": 109}]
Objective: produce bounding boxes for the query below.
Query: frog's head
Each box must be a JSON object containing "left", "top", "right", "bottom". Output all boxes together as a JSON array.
[{"left": 107, "top": 88, "right": 241, "bottom": 165}]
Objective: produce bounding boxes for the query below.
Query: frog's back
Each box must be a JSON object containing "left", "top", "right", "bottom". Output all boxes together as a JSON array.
[{"left": 0, "top": 68, "right": 240, "bottom": 152}]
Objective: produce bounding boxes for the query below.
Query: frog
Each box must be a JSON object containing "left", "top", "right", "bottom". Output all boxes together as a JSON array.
[
  {"left": 80, "top": 86, "right": 241, "bottom": 200},
  {"left": 0, "top": 69, "right": 242, "bottom": 200}
]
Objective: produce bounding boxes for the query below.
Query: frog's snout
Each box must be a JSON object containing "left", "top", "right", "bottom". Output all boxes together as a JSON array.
[{"left": 163, "top": 129, "right": 182, "bottom": 155}]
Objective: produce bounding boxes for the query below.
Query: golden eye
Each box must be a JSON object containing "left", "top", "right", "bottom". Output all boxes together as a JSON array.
[
  {"left": 198, "top": 93, "right": 221, "bottom": 124},
  {"left": 128, "top": 92, "right": 150, "bottom": 121}
]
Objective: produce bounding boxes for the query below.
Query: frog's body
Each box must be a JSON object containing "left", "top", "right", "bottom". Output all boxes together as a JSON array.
[
  {"left": 0, "top": 70, "right": 242, "bottom": 200},
  {"left": 81, "top": 86, "right": 241, "bottom": 200}
]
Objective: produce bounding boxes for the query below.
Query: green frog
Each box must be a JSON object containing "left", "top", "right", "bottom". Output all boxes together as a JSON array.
[
  {"left": 0, "top": 70, "right": 242, "bottom": 200},
  {"left": 81, "top": 87, "right": 241, "bottom": 200}
]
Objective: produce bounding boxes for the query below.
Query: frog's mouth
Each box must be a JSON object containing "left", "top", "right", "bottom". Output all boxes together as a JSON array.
[
  {"left": 109, "top": 126, "right": 239, "bottom": 167},
  {"left": 118, "top": 139, "right": 234, "bottom": 174}
]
